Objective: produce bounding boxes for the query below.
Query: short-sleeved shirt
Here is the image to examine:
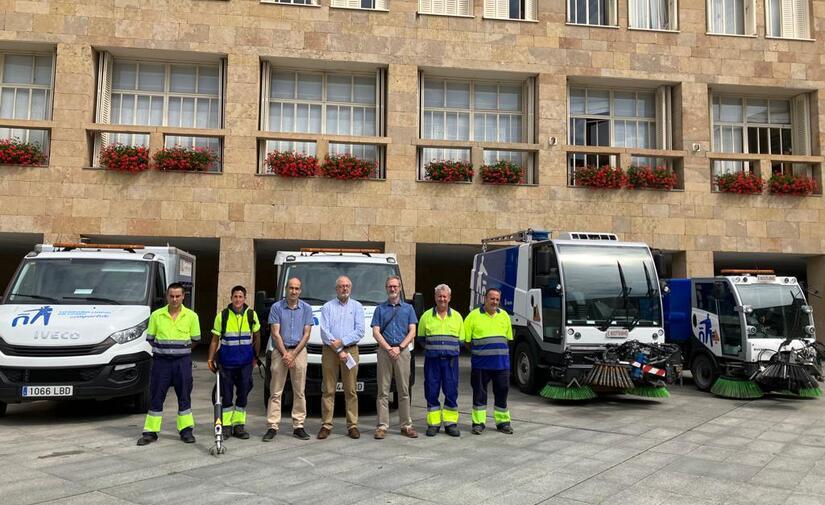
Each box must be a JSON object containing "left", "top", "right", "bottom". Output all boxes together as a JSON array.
[
  {"left": 463, "top": 306, "right": 513, "bottom": 370},
  {"left": 147, "top": 305, "right": 201, "bottom": 357},
  {"left": 211, "top": 306, "right": 260, "bottom": 367},
  {"left": 268, "top": 299, "right": 314, "bottom": 349},
  {"left": 418, "top": 307, "right": 464, "bottom": 357},
  {"left": 371, "top": 300, "right": 418, "bottom": 346}
]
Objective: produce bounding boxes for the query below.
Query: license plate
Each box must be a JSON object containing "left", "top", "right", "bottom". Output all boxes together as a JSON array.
[
  {"left": 22, "top": 385, "right": 73, "bottom": 397},
  {"left": 606, "top": 328, "right": 629, "bottom": 338},
  {"left": 335, "top": 382, "right": 364, "bottom": 392}
]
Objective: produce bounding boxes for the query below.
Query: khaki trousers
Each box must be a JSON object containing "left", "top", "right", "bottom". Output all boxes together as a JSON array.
[
  {"left": 376, "top": 346, "right": 412, "bottom": 430},
  {"left": 321, "top": 346, "right": 359, "bottom": 429},
  {"left": 266, "top": 347, "right": 307, "bottom": 430}
]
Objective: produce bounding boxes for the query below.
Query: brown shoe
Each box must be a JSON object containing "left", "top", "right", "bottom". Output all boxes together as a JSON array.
[
  {"left": 317, "top": 427, "right": 331, "bottom": 440},
  {"left": 401, "top": 426, "right": 419, "bottom": 438},
  {"left": 348, "top": 427, "right": 360, "bottom": 439},
  {"left": 374, "top": 428, "right": 386, "bottom": 440}
]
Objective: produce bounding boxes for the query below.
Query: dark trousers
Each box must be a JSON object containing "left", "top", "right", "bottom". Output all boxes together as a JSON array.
[
  {"left": 146, "top": 355, "right": 194, "bottom": 434},
  {"left": 470, "top": 368, "right": 509, "bottom": 426},
  {"left": 424, "top": 356, "right": 459, "bottom": 426},
  {"left": 219, "top": 364, "right": 253, "bottom": 410}
]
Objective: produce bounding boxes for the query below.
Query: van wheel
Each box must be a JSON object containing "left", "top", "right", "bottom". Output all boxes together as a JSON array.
[
  {"left": 514, "top": 341, "right": 539, "bottom": 394},
  {"left": 0, "top": 401, "right": 6, "bottom": 417},
  {"left": 131, "top": 387, "right": 149, "bottom": 414},
  {"left": 691, "top": 353, "right": 718, "bottom": 391}
]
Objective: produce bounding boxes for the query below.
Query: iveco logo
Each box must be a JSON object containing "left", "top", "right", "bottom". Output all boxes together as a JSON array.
[{"left": 33, "top": 330, "right": 80, "bottom": 340}]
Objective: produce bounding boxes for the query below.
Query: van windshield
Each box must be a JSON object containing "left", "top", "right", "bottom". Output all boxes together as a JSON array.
[
  {"left": 281, "top": 262, "right": 401, "bottom": 306},
  {"left": 5, "top": 259, "right": 150, "bottom": 305},
  {"left": 738, "top": 284, "right": 811, "bottom": 340}
]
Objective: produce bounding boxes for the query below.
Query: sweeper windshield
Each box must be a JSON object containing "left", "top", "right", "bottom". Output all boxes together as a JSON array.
[{"left": 738, "top": 284, "right": 813, "bottom": 340}]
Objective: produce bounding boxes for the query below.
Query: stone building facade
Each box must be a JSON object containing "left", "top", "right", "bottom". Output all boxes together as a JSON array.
[{"left": 1, "top": 0, "right": 824, "bottom": 328}]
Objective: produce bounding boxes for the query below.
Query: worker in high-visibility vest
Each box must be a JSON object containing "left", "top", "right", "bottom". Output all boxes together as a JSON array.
[
  {"left": 463, "top": 287, "right": 514, "bottom": 435},
  {"left": 137, "top": 283, "right": 201, "bottom": 445},
  {"left": 207, "top": 285, "right": 260, "bottom": 440},
  {"left": 417, "top": 283, "right": 463, "bottom": 437}
]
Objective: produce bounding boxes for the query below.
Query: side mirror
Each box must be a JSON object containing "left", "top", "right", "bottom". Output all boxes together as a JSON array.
[
  {"left": 410, "top": 292, "right": 424, "bottom": 318},
  {"left": 555, "top": 283, "right": 563, "bottom": 295},
  {"left": 660, "top": 280, "right": 670, "bottom": 295}
]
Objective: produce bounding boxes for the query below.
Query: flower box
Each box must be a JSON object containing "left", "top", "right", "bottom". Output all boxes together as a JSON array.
[
  {"left": 768, "top": 173, "right": 818, "bottom": 196},
  {"left": 264, "top": 150, "right": 319, "bottom": 177},
  {"left": 99, "top": 144, "right": 150, "bottom": 173},
  {"left": 480, "top": 160, "right": 522, "bottom": 185},
  {"left": 424, "top": 160, "right": 474, "bottom": 182},
  {"left": 626, "top": 165, "right": 678, "bottom": 191},
  {"left": 573, "top": 165, "right": 626, "bottom": 189},
  {"left": 153, "top": 146, "right": 218, "bottom": 172},
  {"left": 320, "top": 154, "right": 376, "bottom": 180},
  {"left": 0, "top": 138, "right": 47, "bottom": 166},
  {"left": 716, "top": 172, "right": 764, "bottom": 195}
]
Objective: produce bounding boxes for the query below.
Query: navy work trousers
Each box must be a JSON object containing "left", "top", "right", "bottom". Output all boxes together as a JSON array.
[
  {"left": 219, "top": 364, "right": 253, "bottom": 411},
  {"left": 149, "top": 355, "right": 193, "bottom": 416},
  {"left": 470, "top": 368, "right": 509, "bottom": 418},
  {"left": 424, "top": 356, "right": 459, "bottom": 424}
]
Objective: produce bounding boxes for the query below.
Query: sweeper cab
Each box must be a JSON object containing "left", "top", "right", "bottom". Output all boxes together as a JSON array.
[
  {"left": 471, "top": 230, "right": 682, "bottom": 401},
  {"left": 664, "top": 271, "right": 823, "bottom": 399}
]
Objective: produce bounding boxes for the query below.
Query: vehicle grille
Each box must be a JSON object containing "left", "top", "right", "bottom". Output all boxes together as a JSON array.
[
  {"left": 306, "top": 343, "right": 377, "bottom": 354},
  {"left": 0, "top": 338, "right": 115, "bottom": 357},
  {"left": 1, "top": 366, "right": 104, "bottom": 384}
]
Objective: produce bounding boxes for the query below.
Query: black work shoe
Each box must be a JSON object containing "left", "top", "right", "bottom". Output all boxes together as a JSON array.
[
  {"left": 136, "top": 433, "right": 157, "bottom": 446},
  {"left": 293, "top": 428, "right": 310, "bottom": 440},
  {"left": 262, "top": 428, "right": 277, "bottom": 442},
  {"left": 426, "top": 426, "right": 440, "bottom": 437},
  {"left": 223, "top": 425, "right": 233, "bottom": 438},
  {"left": 496, "top": 423, "right": 514, "bottom": 435},
  {"left": 445, "top": 425, "right": 461, "bottom": 437},
  {"left": 180, "top": 429, "right": 196, "bottom": 444},
  {"left": 233, "top": 425, "right": 249, "bottom": 439},
  {"left": 471, "top": 423, "right": 485, "bottom": 435}
]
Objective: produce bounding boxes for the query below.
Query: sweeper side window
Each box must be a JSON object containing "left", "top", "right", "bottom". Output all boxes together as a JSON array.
[
  {"left": 695, "top": 281, "right": 743, "bottom": 356},
  {"left": 533, "top": 244, "right": 562, "bottom": 339}
]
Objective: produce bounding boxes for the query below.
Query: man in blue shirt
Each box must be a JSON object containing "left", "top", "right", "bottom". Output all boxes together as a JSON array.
[
  {"left": 372, "top": 275, "right": 418, "bottom": 439},
  {"left": 318, "top": 275, "right": 365, "bottom": 440},
  {"left": 263, "top": 277, "right": 314, "bottom": 442}
]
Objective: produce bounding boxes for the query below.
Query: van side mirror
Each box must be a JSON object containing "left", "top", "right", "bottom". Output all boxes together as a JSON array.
[{"left": 410, "top": 292, "right": 424, "bottom": 318}]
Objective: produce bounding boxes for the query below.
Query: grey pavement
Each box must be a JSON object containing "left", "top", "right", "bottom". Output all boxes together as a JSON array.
[{"left": 2, "top": 354, "right": 825, "bottom": 505}]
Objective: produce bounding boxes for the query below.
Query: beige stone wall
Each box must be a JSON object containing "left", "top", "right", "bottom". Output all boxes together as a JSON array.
[{"left": 1, "top": 0, "right": 825, "bottom": 314}]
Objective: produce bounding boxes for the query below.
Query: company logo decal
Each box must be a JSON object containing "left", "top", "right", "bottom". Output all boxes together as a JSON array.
[
  {"left": 698, "top": 315, "right": 720, "bottom": 345},
  {"left": 12, "top": 306, "right": 53, "bottom": 327}
]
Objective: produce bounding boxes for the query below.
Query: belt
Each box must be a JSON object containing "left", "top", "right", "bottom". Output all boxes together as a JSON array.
[{"left": 285, "top": 346, "right": 298, "bottom": 350}]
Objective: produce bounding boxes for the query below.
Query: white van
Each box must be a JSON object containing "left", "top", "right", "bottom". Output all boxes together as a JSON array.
[{"left": 0, "top": 243, "right": 195, "bottom": 416}]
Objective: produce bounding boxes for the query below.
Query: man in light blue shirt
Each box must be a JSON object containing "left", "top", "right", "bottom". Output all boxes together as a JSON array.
[{"left": 318, "top": 275, "right": 365, "bottom": 440}]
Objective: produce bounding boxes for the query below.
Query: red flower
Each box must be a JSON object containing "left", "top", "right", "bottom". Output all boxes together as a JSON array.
[
  {"left": 626, "top": 165, "right": 678, "bottom": 190},
  {"left": 152, "top": 146, "right": 218, "bottom": 172},
  {"left": 424, "top": 160, "right": 474, "bottom": 182},
  {"left": 264, "top": 150, "right": 319, "bottom": 177},
  {"left": 99, "top": 144, "right": 150, "bottom": 173},
  {"left": 480, "top": 160, "right": 523, "bottom": 185},
  {"left": 768, "top": 173, "right": 818, "bottom": 196},
  {"left": 0, "top": 138, "right": 47, "bottom": 166},
  {"left": 319, "top": 154, "right": 376, "bottom": 180},
  {"left": 716, "top": 171, "right": 764, "bottom": 195},
  {"left": 574, "top": 165, "right": 626, "bottom": 189}
]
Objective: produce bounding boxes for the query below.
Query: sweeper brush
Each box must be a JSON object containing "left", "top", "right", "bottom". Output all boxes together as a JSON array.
[
  {"left": 710, "top": 377, "right": 763, "bottom": 399},
  {"left": 540, "top": 382, "right": 596, "bottom": 401},
  {"left": 625, "top": 386, "right": 671, "bottom": 398},
  {"left": 584, "top": 363, "right": 635, "bottom": 389},
  {"left": 755, "top": 362, "right": 819, "bottom": 395}
]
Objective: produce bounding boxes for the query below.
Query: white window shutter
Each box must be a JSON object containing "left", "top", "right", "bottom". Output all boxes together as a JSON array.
[
  {"left": 260, "top": 61, "right": 271, "bottom": 131},
  {"left": 433, "top": 0, "right": 445, "bottom": 14},
  {"left": 375, "top": 0, "right": 388, "bottom": 8},
  {"left": 419, "top": 0, "right": 432, "bottom": 13},
  {"left": 791, "top": 93, "right": 810, "bottom": 155},
  {"left": 607, "top": 0, "right": 618, "bottom": 25},
  {"left": 793, "top": 0, "right": 810, "bottom": 37},
  {"left": 219, "top": 58, "right": 227, "bottom": 129},
  {"left": 668, "top": 0, "right": 677, "bottom": 29},
  {"left": 93, "top": 51, "right": 112, "bottom": 164},
  {"left": 744, "top": 0, "right": 755, "bottom": 34},
  {"left": 526, "top": 0, "right": 537, "bottom": 20},
  {"left": 781, "top": 0, "right": 795, "bottom": 36},
  {"left": 655, "top": 86, "right": 672, "bottom": 150},
  {"left": 484, "top": 0, "right": 497, "bottom": 17}
]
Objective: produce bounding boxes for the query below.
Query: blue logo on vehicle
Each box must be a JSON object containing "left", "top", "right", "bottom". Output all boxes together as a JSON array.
[{"left": 12, "top": 306, "right": 53, "bottom": 327}]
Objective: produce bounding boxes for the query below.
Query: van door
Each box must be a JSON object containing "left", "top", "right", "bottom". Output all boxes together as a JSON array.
[
  {"left": 693, "top": 280, "right": 744, "bottom": 359},
  {"left": 532, "top": 243, "right": 563, "bottom": 347}
]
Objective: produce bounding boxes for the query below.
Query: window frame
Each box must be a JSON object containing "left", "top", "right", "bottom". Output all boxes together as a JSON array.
[
  {"left": 418, "top": 0, "right": 473, "bottom": 17},
  {"left": 0, "top": 51, "right": 55, "bottom": 151},
  {"left": 710, "top": 95, "right": 795, "bottom": 156},
  {"left": 330, "top": 0, "right": 389, "bottom": 10},
  {"left": 765, "top": 0, "right": 812, "bottom": 40},
  {"left": 706, "top": 0, "right": 756, "bottom": 36},
  {"left": 262, "top": 0, "right": 320, "bottom": 5},
  {"left": 567, "top": 87, "right": 660, "bottom": 150},
  {"left": 566, "top": 0, "right": 618, "bottom": 27},
  {"left": 483, "top": 0, "right": 538, "bottom": 21},
  {"left": 628, "top": 0, "right": 678, "bottom": 31}
]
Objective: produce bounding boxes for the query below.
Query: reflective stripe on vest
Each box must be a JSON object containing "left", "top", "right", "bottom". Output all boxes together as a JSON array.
[
  {"left": 425, "top": 334, "right": 460, "bottom": 351},
  {"left": 220, "top": 331, "right": 253, "bottom": 347},
  {"left": 150, "top": 338, "right": 191, "bottom": 356},
  {"left": 469, "top": 336, "right": 509, "bottom": 369}
]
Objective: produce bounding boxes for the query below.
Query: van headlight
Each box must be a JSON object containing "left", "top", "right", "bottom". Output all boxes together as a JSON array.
[{"left": 109, "top": 319, "right": 149, "bottom": 344}]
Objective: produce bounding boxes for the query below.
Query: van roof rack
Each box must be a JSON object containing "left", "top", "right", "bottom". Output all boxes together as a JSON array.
[
  {"left": 299, "top": 247, "right": 383, "bottom": 256},
  {"left": 481, "top": 229, "right": 550, "bottom": 251},
  {"left": 49, "top": 242, "right": 145, "bottom": 253}
]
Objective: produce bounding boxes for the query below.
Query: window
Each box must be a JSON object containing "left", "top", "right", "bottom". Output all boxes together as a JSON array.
[
  {"left": 331, "top": 0, "right": 388, "bottom": 8},
  {"left": 568, "top": 86, "right": 672, "bottom": 169},
  {"left": 260, "top": 64, "right": 386, "bottom": 171},
  {"left": 567, "top": 0, "right": 617, "bottom": 25},
  {"left": 418, "top": 0, "right": 471, "bottom": 16},
  {"left": 95, "top": 52, "right": 224, "bottom": 164},
  {"left": 710, "top": 93, "right": 810, "bottom": 175},
  {"left": 707, "top": 0, "right": 755, "bottom": 35},
  {"left": 484, "top": 0, "right": 537, "bottom": 20},
  {"left": 420, "top": 75, "right": 536, "bottom": 181},
  {"left": 629, "top": 0, "right": 677, "bottom": 29},
  {"left": 0, "top": 52, "right": 53, "bottom": 151},
  {"left": 766, "top": 0, "right": 810, "bottom": 38},
  {"left": 266, "top": 0, "right": 318, "bottom": 4}
]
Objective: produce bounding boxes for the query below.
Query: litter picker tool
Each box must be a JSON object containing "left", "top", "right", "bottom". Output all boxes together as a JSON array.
[{"left": 208, "top": 364, "right": 227, "bottom": 456}]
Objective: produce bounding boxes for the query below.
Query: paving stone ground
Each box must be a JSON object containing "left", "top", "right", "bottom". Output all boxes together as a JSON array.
[{"left": 2, "top": 354, "right": 824, "bottom": 505}]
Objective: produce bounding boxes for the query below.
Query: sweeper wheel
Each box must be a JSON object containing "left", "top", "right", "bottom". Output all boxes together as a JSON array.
[{"left": 690, "top": 353, "right": 718, "bottom": 391}]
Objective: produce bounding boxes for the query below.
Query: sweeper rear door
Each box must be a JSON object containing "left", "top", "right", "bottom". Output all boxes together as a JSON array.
[{"left": 693, "top": 280, "right": 746, "bottom": 360}]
